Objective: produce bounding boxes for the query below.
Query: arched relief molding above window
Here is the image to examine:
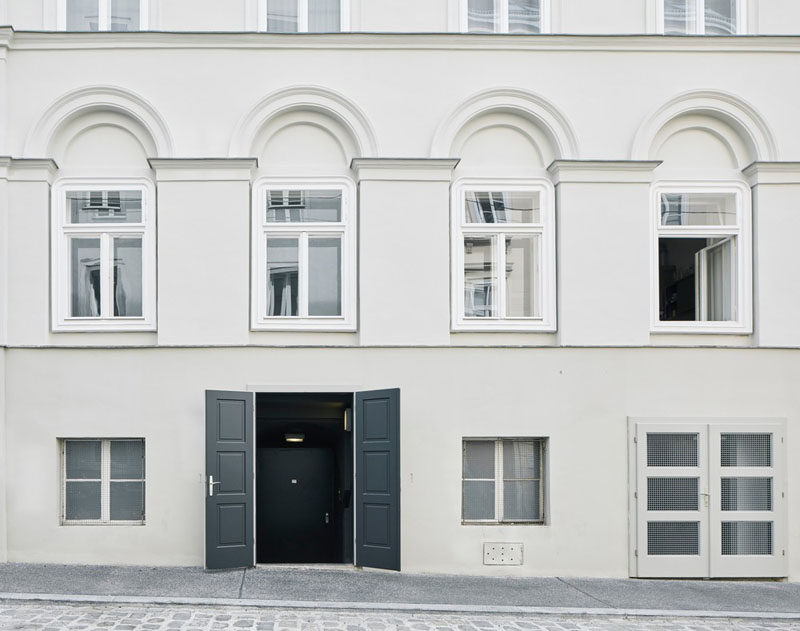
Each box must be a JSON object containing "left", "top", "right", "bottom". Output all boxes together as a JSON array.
[
  {"left": 228, "top": 86, "right": 378, "bottom": 162},
  {"left": 430, "top": 88, "right": 580, "bottom": 164},
  {"left": 24, "top": 85, "right": 174, "bottom": 161},
  {"left": 631, "top": 90, "right": 778, "bottom": 167}
]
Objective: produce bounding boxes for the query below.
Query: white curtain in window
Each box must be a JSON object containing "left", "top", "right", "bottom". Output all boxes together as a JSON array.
[{"left": 308, "top": 0, "right": 340, "bottom": 31}]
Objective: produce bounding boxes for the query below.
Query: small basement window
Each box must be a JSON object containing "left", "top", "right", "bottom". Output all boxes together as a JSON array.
[{"left": 462, "top": 438, "right": 546, "bottom": 523}]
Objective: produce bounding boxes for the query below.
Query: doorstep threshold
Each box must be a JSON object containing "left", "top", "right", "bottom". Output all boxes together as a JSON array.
[{"left": 254, "top": 563, "right": 357, "bottom": 571}]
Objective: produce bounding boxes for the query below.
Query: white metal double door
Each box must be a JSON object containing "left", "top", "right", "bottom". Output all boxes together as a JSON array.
[{"left": 634, "top": 421, "right": 786, "bottom": 578}]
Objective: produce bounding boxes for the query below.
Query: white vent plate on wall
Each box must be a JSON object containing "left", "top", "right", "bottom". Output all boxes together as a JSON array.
[{"left": 483, "top": 543, "right": 523, "bottom": 565}]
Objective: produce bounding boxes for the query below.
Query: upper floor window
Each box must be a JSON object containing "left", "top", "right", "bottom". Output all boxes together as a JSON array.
[
  {"left": 261, "top": 0, "right": 347, "bottom": 32},
  {"left": 662, "top": 0, "right": 744, "bottom": 34},
  {"left": 252, "top": 180, "right": 356, "bottom": 331},
  {"left": 652, "top": 183, "right": 752, "bottom": 333},
  {"left": 452, "top": 180, "right": 556, "bottom": 332},
  {"left": 51, "top": 179, "right": 156, "bottom": 332},
  {"left": 60, "top": 0, "right": 146, "bottom": 31},
  {"left": 463, "top": 0, "right": 549, "bottom": 34}
]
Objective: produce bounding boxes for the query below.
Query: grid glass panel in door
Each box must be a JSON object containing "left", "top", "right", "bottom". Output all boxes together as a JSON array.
[{"left": 643, "top": 431, "right": 703, "bottom": 561}]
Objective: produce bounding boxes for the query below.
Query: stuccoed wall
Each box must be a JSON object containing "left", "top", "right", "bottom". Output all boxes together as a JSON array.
[{"left": 3, "top": 346, "right": 798, "bottom": 577}]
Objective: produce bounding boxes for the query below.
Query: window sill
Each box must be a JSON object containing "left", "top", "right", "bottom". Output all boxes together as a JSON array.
[
  {"left": 651, "top": 323, "right": 752, "bottom": 335},
  {"left": 452, "top": 323, "right": 557, "bottom": 333},
  {"left": 251, "top": 318, "right": 356, "bottom": 332},
  {"left": 53, "top": 319, "right": 156, "bottom": 333},
  {"left": 461, "top": 521, "right": 546, "bottom": 526},
  {"left": 60, "top": 521, "right": 145, "bottom": 526}
]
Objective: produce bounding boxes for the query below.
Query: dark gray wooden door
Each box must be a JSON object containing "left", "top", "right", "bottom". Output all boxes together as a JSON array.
[
  {"left": 205, "top": 390, "right": 254, "bottom": 570},
  {"left": 355, "top": 388, "right": 400, "bottom": 571}
]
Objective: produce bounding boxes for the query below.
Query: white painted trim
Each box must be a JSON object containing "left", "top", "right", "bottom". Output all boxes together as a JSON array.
[
  {"left": 51, "top": 177, "right": 157, "bottom": 332},
  {"left": 650, "top": 181, "right": 752, "bottom": 334},
  {"left": 458, "top": 0, "right": 550, "bottom": 33},
  {"left": 631, "top": 89, "right": 778, "bottom": 163},
  {"left": 451, "top": 178, "right": 556, "bottom": 332},
  {"left": 251, "top": 176, "right": 357, "bottom": 332},
  {"left": 24, "top": 85, "right": 174, "bottom": 159},
  {"left": 56, "top": 0, "right": 150, "bottom": 31},
  {"left": 431, "top": 87, "right": 579, "bottom": 160},
  {"left": 259, "top": 0, "right": 350, "bottom": 32},
  {"left": 229, "top": 85, "right": 377, "bottom": 158}
]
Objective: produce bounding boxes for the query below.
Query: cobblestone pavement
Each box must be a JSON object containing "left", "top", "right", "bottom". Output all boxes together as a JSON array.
[{"left": 1, "top": 602, "right": 800, "bottom": 631}]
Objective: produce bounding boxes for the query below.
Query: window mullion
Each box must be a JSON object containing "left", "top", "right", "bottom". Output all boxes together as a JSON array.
[
  {"left": 299, "top": 0, "right": 309, "bottom": 31},
  {"left": 697, "top": 0, "right": 705, "bottom": 33},
  {"left": 498, "top": 0, "right": 509, "bottom": 32},
  {"left": 100, "top": 234, "right": 112, "bottom": 318},
  {"left": 300, "top": 233, "right": 309, "bottom": 318},
  {"left": 495, "top": 440, "right": 503, "bottom": 521},
  {"left": 101, "top": 440, "right": 111, "bottom": 522},
  {"left": 99, "top": 0, "right": 110, "bottom": 31},
  {"left": 497, "top": 233, "right": 506, "bottom": 319}
]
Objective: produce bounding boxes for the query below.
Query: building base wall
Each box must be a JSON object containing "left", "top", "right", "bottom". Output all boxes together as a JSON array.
[{"left": 4, "top": 346, "right": 798, "bottom": 579}]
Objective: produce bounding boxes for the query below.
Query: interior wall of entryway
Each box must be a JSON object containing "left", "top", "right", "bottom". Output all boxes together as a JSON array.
[{"left": 256, "top": 392, "right": 354, "bottom": 564}]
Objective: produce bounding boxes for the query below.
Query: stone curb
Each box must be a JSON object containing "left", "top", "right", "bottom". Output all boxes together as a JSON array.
[{"left": 2, "top": 592, "right": 800, "bottom": 621}]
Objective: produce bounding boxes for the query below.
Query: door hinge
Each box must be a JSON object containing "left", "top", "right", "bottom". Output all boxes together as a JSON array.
[
  {"left": 634, "top": 549, "right": 638, "bottom": 557},
  {"left": 634, "top": 491, "right": 637, "bottom": 499},
  {"left": 782, "top": 550, "right": 786, "bottom": 556},
  {"left": 633, "top": 436, "right": 638, "bottom": 443}
]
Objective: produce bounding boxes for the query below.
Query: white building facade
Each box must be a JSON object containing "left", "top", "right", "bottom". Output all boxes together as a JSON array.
[{"left": 1, "top": 0, "right": 799, "bottom": 579}]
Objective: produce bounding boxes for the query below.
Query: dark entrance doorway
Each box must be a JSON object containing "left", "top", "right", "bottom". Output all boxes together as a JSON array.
[{"left": 256, "top": 393, "right": 354, "bottom": 564}]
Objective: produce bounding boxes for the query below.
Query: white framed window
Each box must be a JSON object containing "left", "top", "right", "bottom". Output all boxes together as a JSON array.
[
  {"left": 251, "top": 179, "right": 356, "bottom": 331},
  {"left": 452, "top": 180, "right": 556, "bottom": 331},
  {"left": 61, "top": 439, "right": 145, "bottom": 525},
  {"left": 462, "top": 438, "right": 546, "bottom": 524},
  {"left": 58, "top": 0, "right": 148, "bottom": 31},
  {"left": 461, "top": 0, "right": 549, "bottom": 34},
  {"left": 51, "top": 178, "right": 156, "bottom": 332},
  {"left": 651, "top": 182, "right": 752, "bottom": 334},
  {"left": 659, "top": 0, "right": 745, "bottom": 34},
  {"left": 259, "top": 0, "right": 349, "bottom": 32}
]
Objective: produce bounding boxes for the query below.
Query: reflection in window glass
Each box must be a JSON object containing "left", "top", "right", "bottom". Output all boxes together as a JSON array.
[
  {"left": 268, "top": 0, "right": 299, "bottom": 32},
  {"left": 67, "top": 0, "right": 99, "bottom": 31},
  {"left": 464, "top": 236, "right": 495, "bottom": 317},
  {"left": 664, "top": 0, "right": 696, "bottom": 34},
  {"left": 658, "top": 237, "right": 735, "bottom": 322},
  {"left": 110, "top": 0, "right": 140, "bottom": 31},
  {"left": 505, "top": 235, "right": 540, "bottom": 318},
  {"left": 71, "top": 238, "right": 102, "bottom": 317},
  {"left": 468, "top": 0, "right": 495, "bottom": 33},
  {"left": 113, "top": 238, "right": 143, "bottom": 317},
  {"left": 660, "top": 193, "right": 736, "bottom": 226},
  {"left": 68, "top": 191, "right": 142, "bottom": 224},
  {"left": 508, "top": 0, "right": 540, "bottom": 33},
  {"left": 308, "top": 0, "right": 340, "bottom": 31},
  {"left": 705, "top": 0, "right": 736, "bottom": 34},
  {"left": 465, "top": 191, "right": 541, "bottom": 224},
  {"left": 266, "top": 190, "right": 341, "bottom": 223},
  {"left": 267, "top": 237, "right": 299, "bottom": 316},
  {"left": 308, "top": 237, "right": 342, "bottom": 316}
]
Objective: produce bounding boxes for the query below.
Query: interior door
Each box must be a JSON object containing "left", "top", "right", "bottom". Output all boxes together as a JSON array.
[
  {"left": 635, "top": 423, "right": 709, "bottom": 578},
  {"left": 257, "top": 447, "right": 335, "bottom": 563},
  {"left": 355, "top": 388, "right": 400, "bottom": 571},
  {"left": 205, "top": 390, "right": 255, "bottom": 570}
]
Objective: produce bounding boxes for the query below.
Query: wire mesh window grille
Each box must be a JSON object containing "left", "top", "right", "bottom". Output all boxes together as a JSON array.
[
  {"left": 462, "top": 438, "right": 544, "bottom": 523},
  {"left": 62, "top": 439, "right": 145, "bottom": 524},
  {"left": 721, "top": 477, "right": 772, "bottom": 511},
  {"left": 722, "top": 521, "right": 772, "bottom": 555},
  {"left": 721, "top": 433, "right": 771, "bottom": 467},
  {"left": 647, "top": 477, "right": 699, "bottom": 511},
  {"left": 647, "top": 521, "right": 700, "bottom": 555},
  {"left": 647, "top": 433, "right": 698, "bottom": 467}
]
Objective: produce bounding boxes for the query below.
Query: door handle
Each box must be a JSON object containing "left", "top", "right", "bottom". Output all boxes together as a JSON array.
[
  {"left": 208, "top": 475, "right": 221, "bottom": 497},
  {"left": 700, "top": 491, "right": 710, "bottom": 507},
  {"left": 324, "top": 512, "right": 330, "bottom": 524}
]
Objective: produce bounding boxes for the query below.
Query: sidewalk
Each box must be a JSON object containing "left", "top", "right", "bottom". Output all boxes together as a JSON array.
[{"left": 1, "top": 563, "right": 799, "bottom": 618}]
